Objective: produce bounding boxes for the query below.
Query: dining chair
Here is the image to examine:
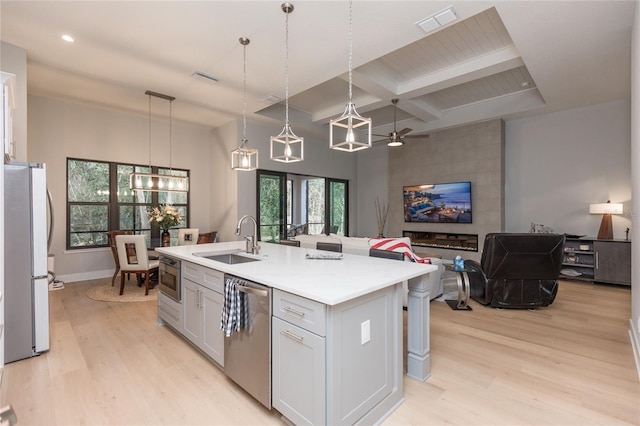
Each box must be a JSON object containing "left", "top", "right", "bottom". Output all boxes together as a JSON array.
[
  {"left": 369, "top": 248, "right": 404, "bottom": 261},
  {"left": 178, "top": 228, "right": 199, "bottom": 245},
  {"left": 107, "top": 230, "right": 133, "bottom": 286},
  {"left": 279, "top": 239, "right": 301, "bottom": 247},
  {"left": 316, "top": 242, "right": 342, "bottom": 253},
  {"left": 197, "top": 231, "right": 217, "bottom": 244},
  {"left": 115, "top": 234, "right": 159, "bottom": 296}
]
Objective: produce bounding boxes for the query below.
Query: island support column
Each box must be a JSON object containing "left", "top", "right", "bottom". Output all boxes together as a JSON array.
[{"left": 406, "top": 274, "right": 431, "bottom": 381}]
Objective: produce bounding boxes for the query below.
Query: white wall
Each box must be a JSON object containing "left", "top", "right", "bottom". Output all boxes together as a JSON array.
[
  {"left": 629, "top": 0, "right": 639, "bottom": 377},
  {"left": 213, "top": 118, "right": 360, "bottom": 241},
  {"left": 27, "top": 95, "right": 212, "bottom": 281},
  {"left": 209, "top": 120, "right": 240, "bottom": 242},
  {"left": 356, "top": 145, "right": 389, "bottom": 238},
  {"left": 505, "top": 99, "right": 632, "bottom": 238}
]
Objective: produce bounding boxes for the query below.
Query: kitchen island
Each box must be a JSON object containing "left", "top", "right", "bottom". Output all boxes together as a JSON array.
[{"left": 155, "top": 240, "right": 437, "bottom": 425}]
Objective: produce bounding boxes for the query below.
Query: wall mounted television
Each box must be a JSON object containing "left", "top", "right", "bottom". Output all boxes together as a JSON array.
[{"left": 403, "top": 181, "right": 472, "bottom": 223}]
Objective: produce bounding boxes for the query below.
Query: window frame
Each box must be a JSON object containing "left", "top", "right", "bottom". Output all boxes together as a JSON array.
[
  {"left": 256, "top": 169, "right": 349, "bottom": 242},
  {"left": 66, "top": 157, "right": 190, "bottom": 250}
]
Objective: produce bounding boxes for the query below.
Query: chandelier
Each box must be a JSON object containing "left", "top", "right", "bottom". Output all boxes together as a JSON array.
[
  {"left": 231, "top": 37, "right": 259, "bottom": 171},
  {"left": 329, "top": 0, "right": 372, "bottom": 152},
  {"left": 130, "top": 91, "right": 189, "bottom": 192},
  {"left": 270, "top": 2, "right": 304, "bottom": 163}
]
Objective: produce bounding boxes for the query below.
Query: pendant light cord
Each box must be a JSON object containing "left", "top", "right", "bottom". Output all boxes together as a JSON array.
[
  {"left": 285, "top": 9, "right": 290, "bottom": 126},
  {"left": 148, "top": 94, "right": 152, "bottom": 167},
  {"left": 169, "top": 99, "right": 173, "bottom": 172},
  {"left": 348, "top": 0, "right": 353, "bottom": 102},
  {"left": 242, "top": 40, "right": 248, "bottom": 141}
]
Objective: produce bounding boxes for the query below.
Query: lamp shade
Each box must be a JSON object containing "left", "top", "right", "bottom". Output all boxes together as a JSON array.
[{"left": 589, "top": 203, "right": 623, "bottom": 215}]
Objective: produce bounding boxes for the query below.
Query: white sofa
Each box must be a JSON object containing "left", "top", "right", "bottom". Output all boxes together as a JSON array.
[{"left": 294, "top": 234, "right": 444, "bottom": 302}]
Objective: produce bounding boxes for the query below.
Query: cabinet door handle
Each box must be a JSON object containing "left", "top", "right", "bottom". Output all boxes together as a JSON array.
[
  {"left": 281, "top": 329, "right": 304, "bottom": 343},
  {"left": 595, "top": 252, "right": 599, "bottom": 270},
  {"left": 283, "top": 306, "right": 305, "bottom": 317}
]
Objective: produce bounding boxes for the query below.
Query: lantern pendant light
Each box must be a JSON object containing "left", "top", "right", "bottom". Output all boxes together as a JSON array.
[
  {"left": 129, "top": 91, "right": 189, "bottom": 192},
  {"left": 329, "top": 0, "right": 372, "bottom": 152},
  {"left": 231, "top": 37, "right": 259, "bottom": 171},
  {"left": 270, "top": 2, "right": 304, "bottom": 163}
]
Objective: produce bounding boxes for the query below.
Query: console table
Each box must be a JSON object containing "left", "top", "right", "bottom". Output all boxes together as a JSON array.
[{"left": 560, "top": 237, "right": 631, "bottom": 286}]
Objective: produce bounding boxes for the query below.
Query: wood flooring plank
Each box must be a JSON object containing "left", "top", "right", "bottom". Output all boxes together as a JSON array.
[{"left": 1, "top": 279, "right": 638, "bottom": 425}]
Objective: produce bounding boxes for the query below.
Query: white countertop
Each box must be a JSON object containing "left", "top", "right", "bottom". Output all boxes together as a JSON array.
[{"left": 155, "top": 241, "right": 437, "bottom": 305}]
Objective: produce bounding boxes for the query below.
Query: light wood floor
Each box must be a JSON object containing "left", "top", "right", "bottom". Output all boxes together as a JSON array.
[{"left": 1, "top": 279, "right": 638, "bottom": 425}]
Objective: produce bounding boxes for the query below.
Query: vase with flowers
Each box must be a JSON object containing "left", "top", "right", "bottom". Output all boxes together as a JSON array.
[{"left": 149, "top": 204, "right": 183, "bottom": 246}]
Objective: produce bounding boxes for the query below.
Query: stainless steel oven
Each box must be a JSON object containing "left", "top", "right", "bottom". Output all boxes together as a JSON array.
[{"left": 159, "top": 256, "right": 181, "bottom": 301}]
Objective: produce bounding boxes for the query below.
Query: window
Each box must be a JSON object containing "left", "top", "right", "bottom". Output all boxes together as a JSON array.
[
  {"left": 257, "top": 170, "right": 286, "bottom": 243},
  {"left": 257, "top": 169, "right": 348, "bottom": 242},
  {"left": 306, "top": 178, "right": 325, "bottom": 235},
  {"left": 67, "top": 158, "right": 189, "bottom": 249}
]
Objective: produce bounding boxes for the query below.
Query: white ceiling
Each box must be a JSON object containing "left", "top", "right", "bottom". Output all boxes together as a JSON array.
[{"left": 0, "top": 1, "right": 635, "bottom": 143}]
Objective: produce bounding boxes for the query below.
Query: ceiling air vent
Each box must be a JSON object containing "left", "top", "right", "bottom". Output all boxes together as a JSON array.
[
  {"left": 191, "top": 71, "right": 219, "bottom": 84},
  {"left": 260, "top": 94, "right": 282, "bottom": 103}
]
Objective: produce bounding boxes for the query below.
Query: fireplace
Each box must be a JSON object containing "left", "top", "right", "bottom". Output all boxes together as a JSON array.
[{"left": 403, "top": 230, "right": 479, "bottom": 252}]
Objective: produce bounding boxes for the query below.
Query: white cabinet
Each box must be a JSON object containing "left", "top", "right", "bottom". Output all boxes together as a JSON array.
[
  {"left": 272, "top": 285, "right": 402, "bottom": 426},
  {"left": 182, "top": 279, "right": 202, "bottom": 342},
  {"left": 201, "top": 285, "right": 224, "bottom": 363},
  {"left": 157, "top": 291, "right": 182, "bottom": 331},
  {"left": 1, "top": 72, "right": 15, "bottom": 162},
  {"left": 272, "top": 317, "right": 326, "bottom": 425},
  {"left": 272, "top": 291, "right": 326, "bottom": 426},
  {"left": 181, "top": 262, "right": 224, "bottom": 366}
]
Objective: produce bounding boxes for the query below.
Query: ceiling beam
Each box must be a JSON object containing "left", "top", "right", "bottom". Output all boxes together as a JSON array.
[{"left": 398, "top": 45, "right": 524, "bottom": 98}]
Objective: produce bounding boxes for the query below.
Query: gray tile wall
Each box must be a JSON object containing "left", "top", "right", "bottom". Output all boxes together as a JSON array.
[{"left": 388, "top": 119, "right": 505, "bottom": 262}]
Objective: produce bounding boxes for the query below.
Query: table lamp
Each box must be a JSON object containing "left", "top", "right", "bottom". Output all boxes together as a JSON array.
[{"left": 589, "top": 200, "right": 623, "bottom": 240}]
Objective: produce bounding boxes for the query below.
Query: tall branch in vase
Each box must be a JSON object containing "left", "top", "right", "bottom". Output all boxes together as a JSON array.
[{"left": 375, "top": 197, "right": 389, "bottom": 238}]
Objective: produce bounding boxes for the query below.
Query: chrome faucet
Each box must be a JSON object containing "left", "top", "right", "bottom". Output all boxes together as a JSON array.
[{"left": 235, "top": 215, "right": 260, "bottom": 255}]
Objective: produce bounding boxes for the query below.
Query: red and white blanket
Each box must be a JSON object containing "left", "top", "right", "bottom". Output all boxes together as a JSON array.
[{"left": 368, "top": 238, "right": 431, "bottom": 264}]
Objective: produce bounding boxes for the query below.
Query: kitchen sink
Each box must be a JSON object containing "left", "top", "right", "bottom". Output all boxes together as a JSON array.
[{"left": 196, "top": 252, "right": 261, "bottom": 265}]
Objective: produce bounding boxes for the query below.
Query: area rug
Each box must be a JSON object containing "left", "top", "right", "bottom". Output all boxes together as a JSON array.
[{"left": 87, "top": 280, "right": 158, "bottom": 303}]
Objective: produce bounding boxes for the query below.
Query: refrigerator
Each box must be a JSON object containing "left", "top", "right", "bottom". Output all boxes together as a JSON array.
[{"left": 4, "top": 162, "right": 50, "bottom": 363}]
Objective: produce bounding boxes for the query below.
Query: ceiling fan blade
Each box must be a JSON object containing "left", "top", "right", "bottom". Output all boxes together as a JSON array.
[
  {"left": 372, "top": 133, "right": 389, "bottom": 138},
  {"left": 397, "top": 128, "right": 412, "bottom": 137},
  {"left": 403, "top": 134, "right": 430, "bottom": 139}
]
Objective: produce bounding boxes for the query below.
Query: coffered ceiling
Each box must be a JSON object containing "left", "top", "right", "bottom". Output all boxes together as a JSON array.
[{"left": 0, "top": 1, "right": 634, "bottom": 142}]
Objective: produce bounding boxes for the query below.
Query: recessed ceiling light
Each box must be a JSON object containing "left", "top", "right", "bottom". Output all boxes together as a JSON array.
[{"left": 61, "top": 34, "right": 74, "bottom": 43}]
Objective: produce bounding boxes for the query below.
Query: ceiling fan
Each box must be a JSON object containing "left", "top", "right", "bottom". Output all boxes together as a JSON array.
[{"left": 372, "top": 98, "right": 429, "bottom": 147}]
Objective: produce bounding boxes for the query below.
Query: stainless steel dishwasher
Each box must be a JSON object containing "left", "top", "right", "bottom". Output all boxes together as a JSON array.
[{"left": 223, "top": 274, "right": 272, "bottom": 409}]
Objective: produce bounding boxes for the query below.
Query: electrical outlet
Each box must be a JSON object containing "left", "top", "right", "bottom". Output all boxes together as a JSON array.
[{"left": 361, "top": 320, "right": 370, "bottom": 345}]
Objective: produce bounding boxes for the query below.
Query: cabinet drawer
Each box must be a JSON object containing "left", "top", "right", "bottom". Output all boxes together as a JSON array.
[
  {"left": 158, "top": 291, "right": 182, "bottom": 331},
  {"left": 273, "top": 289, "right": 326, "bottom": 336},
  {"left": 182, "top": 261, "right": 202, "bottom": 283},
  {"left": 182, "top": 261, "right": 224, "bottom": 293},
  {"left": 203, "top": 268, "right": 224, "bottom": 294}
]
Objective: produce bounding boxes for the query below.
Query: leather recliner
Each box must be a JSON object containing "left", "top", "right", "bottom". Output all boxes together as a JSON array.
[{"left": 466, "top": 233, "right": 565, "bottom": 309}]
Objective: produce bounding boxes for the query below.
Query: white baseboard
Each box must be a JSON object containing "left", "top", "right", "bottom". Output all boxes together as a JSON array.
[
  {"left": 56, "top": 269, "right": 113, "bottom": 284},
  {"left": 629, "top": 318, "right": 640, "bottom": 381}
]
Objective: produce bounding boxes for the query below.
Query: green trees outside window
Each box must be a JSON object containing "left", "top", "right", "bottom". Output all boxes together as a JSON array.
[
  {"left": 257, "top": 170, "right": 348, "bottom": 242},
  {"left": 67, "top": 158, "right": 189, "bottom": 249}
]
